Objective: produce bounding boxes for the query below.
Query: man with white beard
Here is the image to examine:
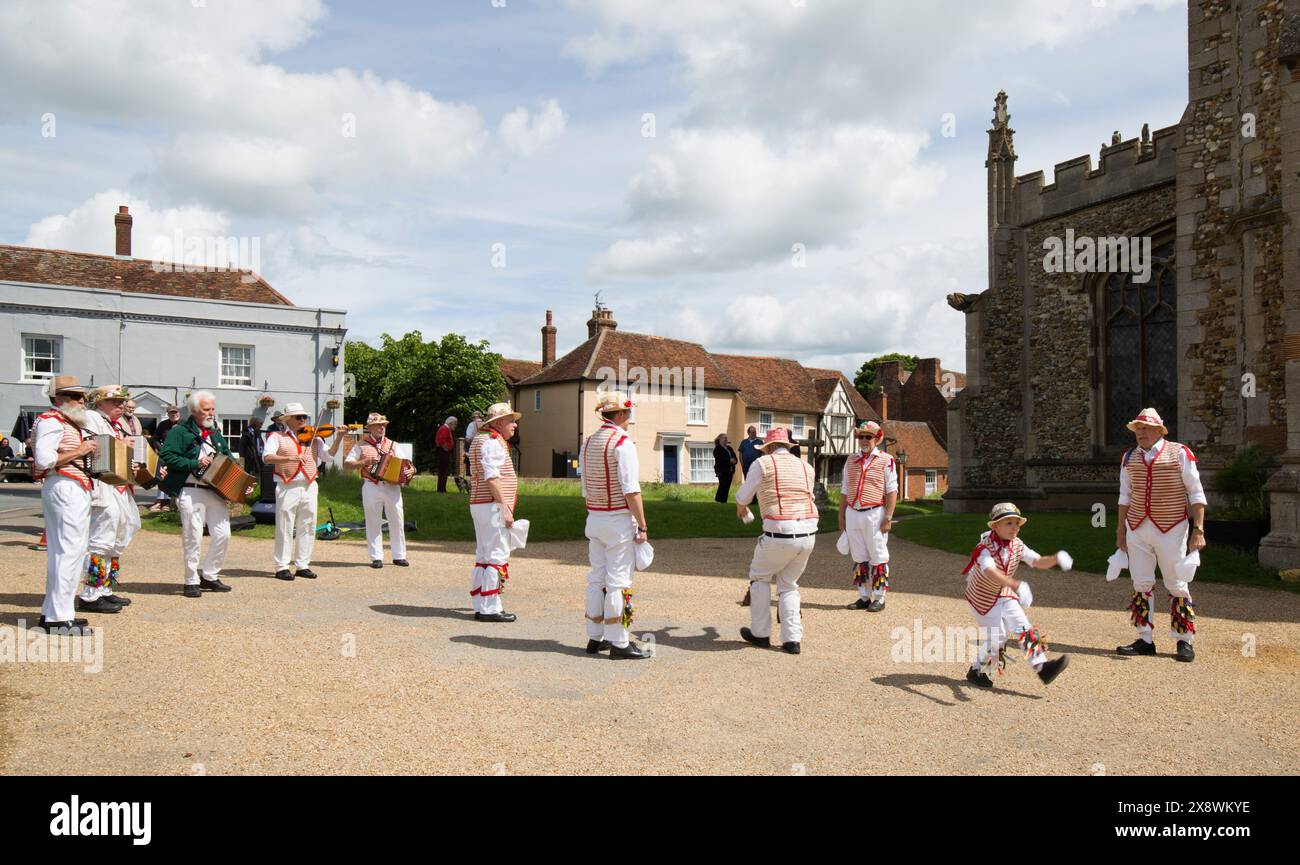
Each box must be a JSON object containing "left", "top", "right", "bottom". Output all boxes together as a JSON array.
[
  {"left": 77, "top": 385, "right": 143, "bottom": 614},
  {"left": 159, "top": 391, "right": 245, "bottom": 598},
  {"left": 31, "top": 375, "right": 98, "bottom": 633}
]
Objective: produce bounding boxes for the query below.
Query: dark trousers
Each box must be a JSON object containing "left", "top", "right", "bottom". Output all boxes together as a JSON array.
[
  {"left": 715, "top": 469, "right": 734, "bottom": 503},
  {"left": 436, "top": 450, "right": 450, "bottom": 492}
]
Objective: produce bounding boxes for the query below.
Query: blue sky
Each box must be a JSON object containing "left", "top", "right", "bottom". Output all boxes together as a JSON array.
[{"left": 0, "top": 0, "right": 1189, "bottom": 376}]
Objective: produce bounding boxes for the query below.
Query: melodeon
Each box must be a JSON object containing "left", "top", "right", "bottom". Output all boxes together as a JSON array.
[
  {"left": 89, "top": 434, "right": 132, "bottom": 485},
  {"left": 198, "top": 453, "right": 256, "bottom": 503},
  {"left": 133, "top": 441, "right": 160, "bottom": 489},
  {"left": 372, "top": 452, "right": 412, "bottom": 485}
]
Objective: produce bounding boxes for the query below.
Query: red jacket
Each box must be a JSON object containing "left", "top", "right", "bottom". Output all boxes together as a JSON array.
[{"left": 436, "top": 424, "right": 454, "bottom": 452}]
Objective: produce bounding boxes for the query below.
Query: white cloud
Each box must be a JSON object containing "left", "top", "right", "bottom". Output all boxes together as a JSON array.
[{"left": 499, "top": 99, "right": 568, "bottom": 156}]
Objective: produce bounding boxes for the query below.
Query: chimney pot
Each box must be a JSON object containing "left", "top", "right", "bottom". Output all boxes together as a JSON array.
[
  {"left": 587, "top": 307, "right": 617, "bottom": 339},
  {"left": 113, "top": 205, "right": 133, "bottom": 258}
]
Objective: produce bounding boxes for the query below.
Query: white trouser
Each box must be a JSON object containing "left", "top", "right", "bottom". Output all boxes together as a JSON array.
[
  {"left": 41, "top": 474, "right": 91, "bottom": 623},
  {"left": 585, "top": 510, "right": 636, "bottom": 647},
  {"left": 362, "top": 481, "right": 406, "bottom": 562},
  {"left": 177, "top": 486, "right": 231, "bottom": 585},
  {"left": 1127, "top": 518, "right": 1194, "bottom": 643},
  {"left": 970, "top": 597, "right": 1045, "bottom": 672},
  {"left": 846, "top": 505, "right": 890, "bottom": 600},
  {"left": 274, "top": 478, "right": 318, "bottom": 570},
  {"left": 470, "top": 503, "right": 510, "bottom": 614},
  {"left": 747, "top": 534, "right": 814, "bottom": 644},
  {"left": 82, "top": 485, "right": 141, "bottom": 601}
]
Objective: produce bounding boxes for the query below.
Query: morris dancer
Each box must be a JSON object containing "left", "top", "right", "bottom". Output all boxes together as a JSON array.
[
  {"left": 77, "top": 385, "right": 141, "bottom": 613},
  {"left": 962, "top": 503, "right": 1069, "bottom": 689},
  {"left": 264, "top": 403, "right": 345, "bottom": 581},
  {"left": 839, "top": 420, "right": 898, "bottom": 612},
  {"left": 736, "top": 428, "right": 817, "bottom": 654},
  {"left": 580, "top": 392, "right": 651, "bottom": 659},
  {"left": 345, "top": 412, "right": 414, "bottom": 568},
  {"left": 467, "top": 403, "right": 522, "bottom": 622},
  {"left": 32, "top": 375, "right": 97, "bottom": 633},
  {"left": 1115, "top": 408, "right": 1207, "bottom": 663}
]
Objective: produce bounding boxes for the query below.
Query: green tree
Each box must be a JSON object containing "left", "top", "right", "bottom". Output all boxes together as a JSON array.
[
  {"left": 854, "top": 353, "right": 919, "bottom": 400},
  {"left": 343, "top": 331, "right": 506, "bottom": 471}
]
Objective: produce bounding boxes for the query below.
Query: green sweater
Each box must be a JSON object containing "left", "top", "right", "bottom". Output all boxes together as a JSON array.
[{"left": 158, "top": 417, "right": 234, "bottom": 497}]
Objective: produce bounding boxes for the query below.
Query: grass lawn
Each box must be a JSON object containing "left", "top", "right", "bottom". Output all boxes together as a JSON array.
[
  {"left": 891, "top": 508, "right": 1297, "bottom": 594},
  {"left": 139, "top": 472, "right": 844, "bottom": 542}
]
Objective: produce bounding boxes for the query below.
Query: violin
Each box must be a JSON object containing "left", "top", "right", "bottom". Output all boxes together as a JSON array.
[{"left": 296, "top": 424, "right": 339, "bottom": 444}]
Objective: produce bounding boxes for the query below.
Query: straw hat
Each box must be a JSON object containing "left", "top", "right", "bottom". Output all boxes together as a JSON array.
[
  {"left": 45, "top": 375, "right": 87, "bottom": 402},
  {"left": 759, "top": 428, "right": 796, "bottom": 452},
  {"left": 88, "top": 384, "right": 130, "bottom": 405},
  {"left": 483, "top": 402, "right": 521, "bottom": 424},
  {"left": 594, "top": 391, "right": 635, "bottom": 415},
  {"left": 364, "top": 412, "right": 389, "bottom": 427},
  {"left": 987, "top": 502, "right": 1027, "bottom": 528},
  {"left": 1125, "top": 407, "right": 1167, "bottom": 435},
  {"left": 854, "top": 420, "right": 884, "bottom": 441},
  {"left": 274, "top": 402, "right": 309, "bottom": 420}
]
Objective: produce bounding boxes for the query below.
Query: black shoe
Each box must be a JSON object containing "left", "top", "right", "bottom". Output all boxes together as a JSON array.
[
  {"left": 866, "top": 599, "right": 886, "bottom": 612},
  {"left": 1175, "top": 641, "right": 1195, "bottom": 663},
  {"left": 966, "top": 667, "right": 994, "bottom": 689},
  {"left": 392, "top": 559, "right": 410, "bottom": 567},
  {"left": 739, "top": 627, "right": 770, "bottom": 648},
  {"left": 609, "top": 642, "right": 651, "bottom": 660},
  {"left": 104, "top": 594, "right": 131, "bottom": 606},
  {"left": 1037, "top": 655, "right": 1069, "bottom": 685},
  {"left": 275, "top": 569, "right": 294, "bottom": 581},
  {"left": 371, "top": 560, "right": 383, "bottom": 569},
  {"left": 183, "top": 584, "right": 202, "bottom": 598},
  {"left": 585, "top": 639, "right": 612, "bottom": 654},
  {"left": 37, "top": 618, "right": 93, "bottom": 635},
  {"left": 782, "top": 641, "right": 801, "bottom": 655},
  {"left": 295, "top": 569, "right": 317, "bottom": 579},
  {"left": 1116, "top": 638, "right": 1156, "bottom": 656},
  {"left": 199, "top": 577, "right": 232, "bottom": 592},
  {"left": 847, "top": 598, "right": 872, "bottom": 610},
  {"left": 75, "top": 597, "right": 121, "bottom": 614},
  {"left": 474, "top": 612, "right": 517, "bottom": 623}
]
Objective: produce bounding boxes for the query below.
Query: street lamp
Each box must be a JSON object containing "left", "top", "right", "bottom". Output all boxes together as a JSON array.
[{"left": 897, "top": 449, "right": 909, "bottom": 500}]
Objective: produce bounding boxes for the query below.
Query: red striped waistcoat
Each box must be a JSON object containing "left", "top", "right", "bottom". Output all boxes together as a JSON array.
[
  {"left": 756, "top": 451, "right": 817, "bottom": 521},
  {"left": 470, "top": 430, "right": 518, "bottom": 509},
  {"left": 844, "top": 449, "right": 891, "bottom": 508},
  {"left": 270, "top": 432, "right": 318, "bottom": 484},
  {"left": 582, "top": 423, "right": 629, "bottom": 512},
  {"left": 358, "top": 436, "right": 393, "bottom": 485},
  {"left": 1125, "top": 441, "right": 1191, "bottom": 533},
  {"left": 34, "top": 410, "right": 92, "bottom": 490},
  {"left": 963, "top": 535, "right": 1023, "bottom": 615}
]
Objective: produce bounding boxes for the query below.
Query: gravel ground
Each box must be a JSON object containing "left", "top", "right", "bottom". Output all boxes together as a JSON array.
[{"left": 1, "top": 514, "right": 1298, "bottom": 775}]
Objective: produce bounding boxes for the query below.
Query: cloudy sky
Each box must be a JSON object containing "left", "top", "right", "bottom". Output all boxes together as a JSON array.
[{"left": 0, "top": 0, "right": 1188, "bottom": 376}]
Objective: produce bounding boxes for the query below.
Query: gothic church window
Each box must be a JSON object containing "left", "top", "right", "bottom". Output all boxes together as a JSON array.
[{"left": 1101, "top": 238, "right": 1176, "bottom": 445}]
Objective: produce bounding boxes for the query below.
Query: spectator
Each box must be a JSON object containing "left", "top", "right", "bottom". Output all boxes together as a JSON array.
[
  {"left": 150, "top": 404, "right": 182, "bottom": 512},
  {"left": 462, "top": 410, "right": 483, "bottom": 475},
  {"left": 0, "top": 436, "right": 13, "bottom": 460},
  {"left": 435, "top": 415, "right": 457, "bottom": 492},
  {"left": 239, "top": 416, "right": 266, "bottom": 475},
  {"left": 738, "top": 425, "right": 763, "bottom": 476},
  {"left": 713, "top": 433, "right": 738, "bottom": 503}
]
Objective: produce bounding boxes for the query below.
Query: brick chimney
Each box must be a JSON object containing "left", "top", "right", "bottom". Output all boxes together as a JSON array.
[
  {"left": 587, "top": 306, "right": 617, "bottom": 339},
  {"left": 542, "top": 309, "right": 557, "bottom": 368},
  {"left": 876, "top": 386, "right": 888, "bottom": 422},
  {"left": 914, "top": 357, "right": 942, "bottom": 385},
  {"left": 114, "top": 205, "right": 133, "bottom": 259}
]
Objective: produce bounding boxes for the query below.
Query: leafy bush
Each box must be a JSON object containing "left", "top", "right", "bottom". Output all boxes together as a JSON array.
[{"left": 1210, "top": 443, "right": 1278, "bottom": 520}]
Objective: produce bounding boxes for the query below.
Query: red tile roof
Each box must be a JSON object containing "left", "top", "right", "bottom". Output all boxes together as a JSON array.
[
  {"left": 499, "top": 358, "right": 543, "bottom": 385},
  {"left": 518, "top": 329, "right": 738, "bottom": 391},
  {"left": 0, "top": 244, "right": 292, "bottom": 306},
  {"left": 882, "top": 420, "right": 948, "bottom": 469},
  {"left": 713, "top": 354, "right": 824, "bottom": 414}
]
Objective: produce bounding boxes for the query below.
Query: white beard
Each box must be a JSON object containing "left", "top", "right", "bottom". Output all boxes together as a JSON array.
[
  {"left": 61, "top": 405, "right": 88, "bottom": 427},
  {"left": 200, "top": 418, "right": 215, "bottom": 429}
]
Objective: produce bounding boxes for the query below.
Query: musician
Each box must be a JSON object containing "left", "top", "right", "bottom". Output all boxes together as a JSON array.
[
  {"left": 344, "top": 413, "right": 414, "bottom": 568},
  {"left": 263, "top": 403, "right": 345, "bottom": 581},
  {"left": 77, "top": 385, "right": 142, "bottom": 614},
  {"left": 32, "top": 375, "right": 97, "bottom": 633},
  {"left": 580, "top": 392, "right": 651, "bottom": 659},
  {"left": 467, "top": 403, "right": 521, "bottom": 622},
  {"left": 159, "top": 391, "right": 239, "bottom": 598}
]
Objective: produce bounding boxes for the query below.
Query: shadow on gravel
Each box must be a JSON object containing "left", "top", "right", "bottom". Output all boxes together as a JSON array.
[
  {"left": 872, "top": 672, "right": 1041, "bottom": 706},
  {"left": 638, "top": 625, "right": 747, "bottom": 653},
  {"left": 0, "top": 592, "right": 43, "bottom": 608},
  {"left": 0, "top": 525, "right": 42, "bottom": 536},
  {"left": 1047, "top": 641, "right": 1135, "bottom": 660},
  {"left": 449, "top": 634, "right": 589, "bottom": 657},
  {"left": 370, "top": 603, "right": 474, "bottom": 621}
]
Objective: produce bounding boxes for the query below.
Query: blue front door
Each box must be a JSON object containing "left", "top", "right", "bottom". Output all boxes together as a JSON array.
[{"left": 663, "top": 445, "right": 678, "bottom": 483}]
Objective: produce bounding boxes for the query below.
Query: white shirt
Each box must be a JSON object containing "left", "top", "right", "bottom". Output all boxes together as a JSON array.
[
  {"left": 736, "top": 446, "right": 820, "bottom": 535},
  {"left": 477, "top": 434, "right": 507, "bottom": 481},
  {"left": 839, "top": 446, "right": 899, "bottom": 497},
  {"left": 464, "top": 420, "right": 480, "bottom": 443},
  {"left": 33, "top": 413, "right": 78, "bottom": 472},
  {"left": 578, "top": 424, "right": 641, "bottom": 498},
  {"left": 1117, "top": 438, "right": 1207, "bottom": 507},
  {"left": 977, "top": 535, "right": 1041, "bottom": 574}
]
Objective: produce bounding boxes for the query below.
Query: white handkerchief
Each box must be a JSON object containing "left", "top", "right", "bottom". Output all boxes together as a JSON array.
[
  {"left": 509, "top": 519, "right": 530, "bottom": 551},
  {"left": 836, "top": 532, "right": 850, "bottom": 556},
  {"left": 1176, "top": 550, "right": 1200, "bottom": 583},
  {"left": 1106, "top": 549, "right": 1128, "bottom": 582},
  {"left": 1017, "top": 580, "right": 1033, "bottom": 608},
  {"left": 740, "top": 509, "right": 755, "bottom": 525},
  {"left": 635, "top": 541, "right": 654, "bottom": 571},
  {"left": 1056, "top": 550, "right": 1073, "bottom": 572}
]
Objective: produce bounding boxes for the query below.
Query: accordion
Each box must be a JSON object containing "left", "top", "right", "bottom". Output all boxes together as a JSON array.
[
  {"left": 372, "top": 451, "right": 412, "bottom": 485},
  {"left": 198, "top": 453, "right": 256, "bottom": 503},
  {"left": 89, "top": 434, "right": 132, "bottom": 486},
  {"left": 133, "top": 439, "right": 160, "bottom": 489}
]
